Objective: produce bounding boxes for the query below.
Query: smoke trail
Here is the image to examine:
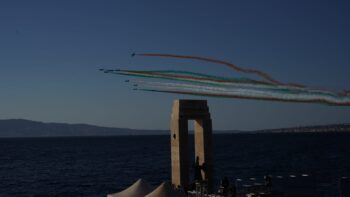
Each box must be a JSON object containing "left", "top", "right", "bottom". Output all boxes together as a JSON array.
[
  {"left": 136, "top": 88, "right": 350, "bottom": 106},
  {"left": 133, "top": 80, "right": 339, "bottom": 99},
  {"left": 134, "top": 53, "right": 305, "bottom": 88},
  {"left": 107, "top": 69, "right": 339, "bottom": 97},
  {"left": 135, "top": 84, "right": 350, "bottom": 106},
  {"left": 131, "top": 79, "right": 340, "bottom": 98},
  {"left": 100, "top": 68, "right": 350, "bottom": 106},
  {"left": 107, "top": 69, "right": 291, "bottom": 90}
]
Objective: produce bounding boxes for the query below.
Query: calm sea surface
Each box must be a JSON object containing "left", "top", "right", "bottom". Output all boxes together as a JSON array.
[{"left": 0, "top": 133, "right": 350, "bottom": 197}]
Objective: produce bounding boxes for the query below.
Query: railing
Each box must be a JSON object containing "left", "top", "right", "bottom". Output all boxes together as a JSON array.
[
  {"left": 187, "top": 191, "right": 223, "bottom": 197},
  {"left": 186, "top": 180, "right": 269, "bottom": 197}
]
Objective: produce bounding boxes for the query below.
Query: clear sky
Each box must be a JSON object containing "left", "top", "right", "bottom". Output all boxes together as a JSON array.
[{"left": 1, "top": 0, "right": 350, "bottom": 130}]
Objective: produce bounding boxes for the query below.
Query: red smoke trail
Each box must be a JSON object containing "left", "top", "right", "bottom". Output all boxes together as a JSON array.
[{"left": 134, "top": 53, "right": 305, "bottom": 88}]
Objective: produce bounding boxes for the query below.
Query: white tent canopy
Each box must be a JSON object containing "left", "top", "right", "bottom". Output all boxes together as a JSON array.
[
  {"left": 107, "top": 179, "right": 153, "bottom": 197},
  {"left": 145, "top": 182, "right": 186, "bottom": 197}
]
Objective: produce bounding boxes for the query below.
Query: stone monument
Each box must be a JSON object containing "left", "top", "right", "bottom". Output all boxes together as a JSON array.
[{"left": 170, "top": 100, "right": 213, "bottom": 192}]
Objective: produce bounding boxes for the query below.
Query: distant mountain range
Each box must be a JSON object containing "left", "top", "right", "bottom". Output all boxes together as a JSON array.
[
  {"left": 255, "top": 123, "right": 350, "bottom": 133},
  {"left": 0, "top": 119, "right": 166, "bottom": 138},
  {"left": 0, "top": 119, "right": 349, "bottom": 138}
]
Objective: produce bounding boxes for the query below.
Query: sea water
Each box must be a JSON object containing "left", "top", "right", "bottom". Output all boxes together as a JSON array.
[{"left": 0, "top": 133, "right": 349, "bottom": 197}]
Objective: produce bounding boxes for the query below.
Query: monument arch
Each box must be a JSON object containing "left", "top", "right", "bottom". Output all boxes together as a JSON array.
[{"left": 170, "top": 100, "right": 213, "bottom": 192}]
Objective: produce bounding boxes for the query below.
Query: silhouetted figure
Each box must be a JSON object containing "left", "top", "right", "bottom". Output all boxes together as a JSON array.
[
  {"left": 264, "top": 175, "right": 272, "bottom": 191},
  {"left": 229, "top": 183, "right": 236, "bottom": 197},
  {"left": 194, "top": 156, "right": 203, "bottom": 182},
  {"left": 221, "top": 177, "right": 229, "bottom": 196}
]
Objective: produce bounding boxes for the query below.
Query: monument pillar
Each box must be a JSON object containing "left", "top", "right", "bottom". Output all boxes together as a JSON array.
[
  {"left": 194, "top": 118, "right": 213, "bottom": 188},
  {"left": 170, "top": 116, "right": 189, "bottom": 187},
  {"left": 170, "top": 99, "right": 213, "bottom": 192}
]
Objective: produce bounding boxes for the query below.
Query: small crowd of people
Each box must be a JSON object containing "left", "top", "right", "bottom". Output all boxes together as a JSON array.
[
  {"left": 176, "top": 156, "right": 273, "bottom": 197},
  {"left": 218, "top": 176, "right": 236, "bottom": 197},
  {"left": 218, "top": 175, "right": 272, "bottom": 197}
]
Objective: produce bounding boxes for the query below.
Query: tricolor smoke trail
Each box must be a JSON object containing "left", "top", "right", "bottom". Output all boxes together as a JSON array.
[
  {"left": 100, "top": 54, "right": 350, "bottom": 106},
  {"left": 133, "top": 53, "right": 305, "bottom": 88},
  {"left": 106, "top": 69, "right": 340, "bottom": 97}
]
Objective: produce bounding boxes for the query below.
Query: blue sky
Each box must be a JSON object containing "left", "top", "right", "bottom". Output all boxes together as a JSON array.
[{"left": 1, "top": 0, "right": 350, "bottom": 130}]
